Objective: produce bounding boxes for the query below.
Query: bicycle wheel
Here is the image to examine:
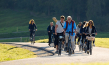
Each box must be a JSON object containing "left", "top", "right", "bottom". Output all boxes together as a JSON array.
[
  {"left": 89, "top": 42, "right": 92, "bottom": 55},
  {"left": 68, "top": 41, "right": 72, "bottom": 56},
  {"left": 58, "top": 41, "right": 62, "bottom": 56}
]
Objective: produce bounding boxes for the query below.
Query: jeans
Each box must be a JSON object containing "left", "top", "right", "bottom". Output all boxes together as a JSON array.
[{"left": 65, "top": 33, "right": 75, "bottom": 50}]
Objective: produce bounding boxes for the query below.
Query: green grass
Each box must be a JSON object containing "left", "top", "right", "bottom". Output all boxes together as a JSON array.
[
  {"left": 0, "top": 43, "right": 36, "bottom": 62},
  {"left": 95, "top": 38, "right": 109, "bottom": 48},
  {"left": 0, "top": 35, "right": 48, "bottom": 42},
  {"left": 0, "top": 8, "right": 54, "bottom": 38},
  {"left": 34, "top": 38, "right": 109, "bottom": 48}
]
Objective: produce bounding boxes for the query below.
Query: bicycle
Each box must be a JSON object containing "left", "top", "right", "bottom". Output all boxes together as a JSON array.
[
  {"left": 85, "top": 33, "right": 95, "bottom": 55},
  {"left": 79, "top": 33, "right": 85, "bottom": 52},
  {"left": 58, "top": 35, "right": 64, "bottom": 56},
  {"left": 51, "top": 33, "right": 55, "bottom": 43},
  {"left": 65, "top": 31, "right": 74, "bottom": 56},
  {"left": 30, "top": 30, "right": 35, "bottom": 45}
]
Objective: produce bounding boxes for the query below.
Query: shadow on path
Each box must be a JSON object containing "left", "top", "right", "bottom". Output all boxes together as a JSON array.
[{"left": 2, "top": 43, "right": 54, "bottom": 57}]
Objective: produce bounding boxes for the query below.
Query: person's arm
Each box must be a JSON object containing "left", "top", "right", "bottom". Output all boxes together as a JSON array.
[
  {"left": 94, "top": 26, "right": 97, "bottom": 35},
  {"left": 55, "top": 24, "right": 58, "bottom": 35},
  {"left": 47, "top": 26, "right": 50, "bottom": 32},
  {"left": 29, "top": 24, "right": 31, "bottom": 31},
  {"left": 34, "top": 24, "right": 37, "bottom": 31},
  {"left": 74, "top": 22, "right": 76, "bottom": 33},
  {"left": 53, "top": 26, "right": 55, "bottom": 34}
]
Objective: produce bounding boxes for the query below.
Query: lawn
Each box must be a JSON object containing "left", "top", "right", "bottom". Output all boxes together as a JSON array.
[
  {"left": 34, "top": 38, "right": 109, "bottom": 48},
  {"left": 0, "top": 43, "right": 36, "bottom": 62}
]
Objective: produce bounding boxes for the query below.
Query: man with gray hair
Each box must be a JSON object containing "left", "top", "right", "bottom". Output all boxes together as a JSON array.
[{"left": 63, "top": 16, "right": 76, "bottom": 54}]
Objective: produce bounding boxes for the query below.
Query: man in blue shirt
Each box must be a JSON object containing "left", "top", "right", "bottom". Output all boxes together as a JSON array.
[{"left": 63, "top": 16, "right": 76, "bottom": 54}]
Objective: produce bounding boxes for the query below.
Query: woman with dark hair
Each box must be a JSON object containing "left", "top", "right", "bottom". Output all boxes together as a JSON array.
[
  {"left": 85, "top": 20, "right": 97, "bottom": 46},
  {"left": 85, "top": 20, "right": 97, "bottom": 52}
]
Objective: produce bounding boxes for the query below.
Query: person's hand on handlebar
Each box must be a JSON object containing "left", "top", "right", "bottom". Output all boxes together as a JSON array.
[
  {"left": 55, "top": 32, "right": 57, "bottom": 35},
  {"left": 29, "top": 29, "right": 30, "bottom": 31},
  {"left": 36, "top": 29, "right": 37, "bottom": 31}
]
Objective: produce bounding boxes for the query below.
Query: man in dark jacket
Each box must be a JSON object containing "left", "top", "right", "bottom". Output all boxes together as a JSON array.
[{"left": 47, "top": 22, "right": 55, "bottom": 46}]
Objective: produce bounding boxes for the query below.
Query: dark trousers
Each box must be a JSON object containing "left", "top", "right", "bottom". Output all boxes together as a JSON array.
[
  {"left": 48, "top": 32, "right": 55, "bottom": 45},
  {"left": 30, "top": 30, "right": 35, "bottom": 37},
  {"left": 55, "top": 33, "right": 63, "bottom": 45},
  {"left": 82, "top": 34, "right": 86, "bottom": 43},
  {"left": 77, "top": 33, "right": 81, "bottom": 42}
]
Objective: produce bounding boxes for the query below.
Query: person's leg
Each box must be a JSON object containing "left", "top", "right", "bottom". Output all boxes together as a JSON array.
[
  {"left": 65, "top": 33, "right": 69, "bottom": 46},
  {"left": 87, "top": 41, "right": 89, "bottom": 50},
  {"left": 55, "top": 34, "right": 59, "bottom": 53},
  {"left": 71, "top": 36, "right": 75, "bottom": 54},
  {"left": 48, "top": 33, "right": 51, "bottom": 45},
  {"left": 53, "top": 34, "right": 56, "bottom": 47},
  {"left": 78, "top": 34, "right": 81, "bottom": 42}
]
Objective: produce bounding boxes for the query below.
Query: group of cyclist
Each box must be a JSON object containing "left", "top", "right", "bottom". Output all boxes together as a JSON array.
[
  {"left": 47, "top": 15, "right": 97, "bottom": 54},
  {"left": 28, "top": 15, "right": 97, "bottom": 54}
]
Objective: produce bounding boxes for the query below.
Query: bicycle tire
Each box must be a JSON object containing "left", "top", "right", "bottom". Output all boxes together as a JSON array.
[{"left": 58, "top": 41, "right": 62, "bottom": 56}]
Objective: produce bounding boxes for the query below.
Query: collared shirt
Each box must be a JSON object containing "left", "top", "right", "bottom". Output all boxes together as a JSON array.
[
  {"left": 56, "top": 21, "right": 65, "bottom": 33},
  {"left": 63, "top": 22, "right": 76, "bottom": 36},
  {"left": 51, "top": 26, "right": 53, "bottom": 30}
]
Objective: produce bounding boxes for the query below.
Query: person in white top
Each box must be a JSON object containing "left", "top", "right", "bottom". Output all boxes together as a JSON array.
[{"left": 55, "top": 15, "right": 65, "bottom": 53}]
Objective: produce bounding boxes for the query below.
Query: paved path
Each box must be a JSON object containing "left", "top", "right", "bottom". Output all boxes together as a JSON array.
[{"left": 0, "top": 42, "right": 109, "bottom": 65}]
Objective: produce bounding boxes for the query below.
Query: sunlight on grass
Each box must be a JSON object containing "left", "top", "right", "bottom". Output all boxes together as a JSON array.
[
  {"left": 35, "top": 38, "right": 109, "bottom": 48},
  {"left": 95, "top": 38, "right": 109, "bottom": 48},
  {"left": 35, "top": 39, "right": 48, "bottom": 43},
  {"left": 0, "top": 43, "right": 36, "bottom": 62}
]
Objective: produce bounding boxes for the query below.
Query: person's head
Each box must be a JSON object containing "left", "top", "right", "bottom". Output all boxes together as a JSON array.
[
  {"left": 67, "top": 16, "right": 72, "bottom": 23},
  {"left": 50, "top": 22, "right": 53, "bottom": 26},
  {"left": 29, "top": 19, "right": 35, "bottom": 24},
  {"left": 60, "top": 15, "right": 65, "bottom": 22},
  {"left": 88, "top": 20, "right": 94, "bottom": 26},
  {"left": 78, "top": 22, "right": 82, "bottom": 27},
  {"left": 82, "top": 21, "right": 86, "bottom": 25},
  {"left": 84, "top": 22, "right": 89, "bottom": 27}
]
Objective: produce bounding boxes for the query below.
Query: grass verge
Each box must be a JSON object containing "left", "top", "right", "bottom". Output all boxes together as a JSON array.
[{"left": 0, "top": 43, "right": 36, "bottom": 62}]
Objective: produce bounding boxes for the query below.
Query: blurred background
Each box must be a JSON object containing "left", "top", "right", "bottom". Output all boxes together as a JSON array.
[{"left": 0, "top": 0, "right": 109, "bottom": 42}]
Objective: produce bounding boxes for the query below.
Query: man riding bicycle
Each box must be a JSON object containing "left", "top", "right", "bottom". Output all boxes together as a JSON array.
[
  {"left": 47, "top": 22, "right": 55, "bottom": 46},
  {"left": 63, "top": 16, "right": 76, "bottom": 54},
  {"left": 29, "top": 19, "right": 37, "bottom": 43},
  {"left": 55, "top": 15, "right": 65, "bottom": 53}
]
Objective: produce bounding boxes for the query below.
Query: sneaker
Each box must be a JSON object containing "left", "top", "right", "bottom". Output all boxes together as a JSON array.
[
  {"left": 93, "top": 44, "right": 95, "bottom": 47},
  {"left": 55, "top": 51, "right": 58, "bottom": 54},
  {"left": 72, "top": 50, "right": 74, "bottom": 54},
  {"left": 87, "top": 50, "right": 89, "bottom": 53}
]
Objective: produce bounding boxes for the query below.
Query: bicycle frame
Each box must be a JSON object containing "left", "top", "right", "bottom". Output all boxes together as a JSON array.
[{"left": 31, "top": 30, "right": 35, "bottom": 45}]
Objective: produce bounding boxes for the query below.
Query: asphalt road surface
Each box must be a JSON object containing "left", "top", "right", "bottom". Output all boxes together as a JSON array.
[{"left": 0, "top": 42, "right": 109, "bottom": 65}]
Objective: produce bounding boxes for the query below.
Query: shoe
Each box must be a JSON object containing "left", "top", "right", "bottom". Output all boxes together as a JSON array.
[
  {"left": 55, "top": 51, "right": 58, "bottom": 54},
  {"left": 72, "top": 50, "right": 74, "bottom": 54},
  {"left": 54, "top": 46, "right": 56, "bottom": 48},
  {"left": 77, "top": 42, "right": 79, "bottom": 45},
  {"left": 93, "top": 44, "right": 95, "bottom": 47},
  {"left": 87, "top": 50, "right": 89, "bottom": 53}
]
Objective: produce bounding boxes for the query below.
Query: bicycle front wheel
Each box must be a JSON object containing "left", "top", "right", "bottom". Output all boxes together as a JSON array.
[{"left": 58, "top": 41, "right": 62, "bottom": 56}]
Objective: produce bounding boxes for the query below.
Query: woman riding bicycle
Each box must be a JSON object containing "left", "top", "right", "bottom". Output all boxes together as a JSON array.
[
  {"left": 85, "top": 20, "right": 97, "bottom": 52},
  {"left": 29, "top": 19, "right": 37, "bottom": 42}
]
